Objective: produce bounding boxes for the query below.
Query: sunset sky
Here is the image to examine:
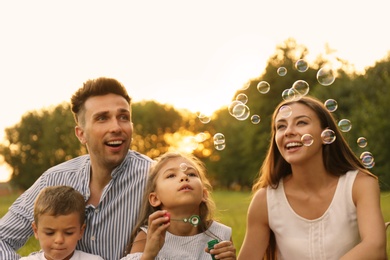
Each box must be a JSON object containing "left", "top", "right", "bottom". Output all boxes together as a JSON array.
[{"left": 1, "top": 0, "right": 390, "bottom": 181}]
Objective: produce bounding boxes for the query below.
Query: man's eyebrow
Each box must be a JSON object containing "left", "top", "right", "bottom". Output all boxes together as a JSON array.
[{"left": 92, "top": 111, "right": 109, "bottom": 118}]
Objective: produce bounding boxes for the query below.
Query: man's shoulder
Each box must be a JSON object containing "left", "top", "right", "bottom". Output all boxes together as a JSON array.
[
  {"left": 42, "top": 155, "right": 90, "bottom": 178},
  {"left": 127, "top": 150, "right": 153, "bottom": 163}
]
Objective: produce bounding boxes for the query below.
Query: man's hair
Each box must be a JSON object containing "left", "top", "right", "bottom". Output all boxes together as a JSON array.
[
  {"left": 33, "top": 185, "right": 86, "bottom": 226},
  {"left": 71, "top": 77, "right": 131, "bottom": 125}
]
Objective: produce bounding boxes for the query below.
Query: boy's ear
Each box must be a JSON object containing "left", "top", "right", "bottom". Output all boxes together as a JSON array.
[
  {"left": 32, "top": 222, "right": 39, "bottom": 239},
  {"left": 79, "top": 223, "right": 86, "bottom": 240},
  {"left": 149, "top": 192, "right": 162, "bottom": 207}
]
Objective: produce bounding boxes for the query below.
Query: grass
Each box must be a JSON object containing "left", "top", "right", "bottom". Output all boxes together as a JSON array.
[{"left": 1, "top": 191, "right": 389, "bottom": 256}]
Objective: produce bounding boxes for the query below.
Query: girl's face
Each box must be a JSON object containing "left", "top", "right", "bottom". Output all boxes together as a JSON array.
[
  {"left": 274, "top": 103, "right": 324, "bottom": 165},
  {"left": 149, "top": 157, "right": 207, "bottom": 211}
]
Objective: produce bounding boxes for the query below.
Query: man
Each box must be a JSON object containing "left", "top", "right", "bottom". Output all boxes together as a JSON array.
[{"left": 0, "top": 77, "right": 152, "bottom": 260}]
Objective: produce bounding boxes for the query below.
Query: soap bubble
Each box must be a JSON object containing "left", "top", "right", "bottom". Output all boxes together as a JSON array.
[
  {"left": 234, "top": 105, "right": 250, "bottom": 121},
  {"left": 257, "top": 81, "right": 270, "bottom": 94},
  {"left": 281, "top": 88, "right": 296, "bottom": 101},
  {"left": 251, "top": 114, "right": 261, "bottom": 124},
  {"left": 295, "top": 59, "right": 309, "bottom": 72},
  {"left": 292, "top": 80, "right": 309, "bottom": 97},
  {"left": 213, "top": 133, "right": 225, "bottom": 144},
  {"left": 228, "top": 101, "right": 243, "bottom": 116},
  {"left": 338, "top": 119, "right": 352, "bottom": 132},
  {"left": 301, "top": 134, "right": 314, "bottom": 146},
  {"left": 321, "top": 129, "right": 336, "bottom": 144},
  {"left": 236, "top": 93, "right": 248, "bottom": 104},
  {"left": 317, "top": 67, "right": 335, "bottom": 86},
  {"left": 179, "top": 163, "right": 188, "bottom": 171},
  {"left": 357, "top": 137, "right": 368, "bottom": 148},
  {"left": 279, "top": 105, "right": 292, "bottom": 118},
  {"left": 324, "top": 99, "right": 338, "bottom": 112},
  {"left": 277, "top": 67, "right": 287, "bottom": 76}
]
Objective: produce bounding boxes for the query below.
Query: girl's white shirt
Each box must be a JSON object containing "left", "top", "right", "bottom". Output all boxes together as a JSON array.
[
  {"left": 121, "top": 221, "right": 232, "bottom": 260},
  {"left": 268, "top": 170, "right": 360, "bottom": 260}
]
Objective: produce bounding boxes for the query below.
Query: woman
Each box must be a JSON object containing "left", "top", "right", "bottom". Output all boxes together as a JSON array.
[{"left": 238, "top": 96, "right": 386, "bottom": 259}]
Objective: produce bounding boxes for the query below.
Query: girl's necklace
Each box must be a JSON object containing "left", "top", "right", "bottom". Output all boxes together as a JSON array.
[{"left": 170, "top": 214, "right": 201, "bottom": 227}]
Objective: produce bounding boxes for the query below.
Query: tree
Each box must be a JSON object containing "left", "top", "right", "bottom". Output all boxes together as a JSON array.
[{"left": 0, "top": 103, "right": 82, "bottom": 189}]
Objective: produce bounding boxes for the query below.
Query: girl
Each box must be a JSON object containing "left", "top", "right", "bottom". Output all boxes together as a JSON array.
[
  {"left": 122, "top": 152, "right": 236, "bottom": 259},
  {"left": 238, "top": 96, "right": 386, "bottom": 259}
]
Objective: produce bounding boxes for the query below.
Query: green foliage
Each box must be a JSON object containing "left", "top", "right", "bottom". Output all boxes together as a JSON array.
[{"left": 0, "top": 103, "right": 83, "bottom": 190}]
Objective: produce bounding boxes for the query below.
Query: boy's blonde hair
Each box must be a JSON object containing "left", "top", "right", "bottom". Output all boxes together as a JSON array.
[{"left": 34, "top": 185, "right": 86, "bottom": 226}]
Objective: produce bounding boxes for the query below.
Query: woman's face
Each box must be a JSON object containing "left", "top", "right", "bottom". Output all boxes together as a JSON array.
[{"left": 274, "top": 103, "right": 324, "bottom": 165}]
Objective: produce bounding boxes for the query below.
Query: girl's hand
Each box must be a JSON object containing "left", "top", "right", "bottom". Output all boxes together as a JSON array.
[
  {"left": 143, "top": 210, "right": 170, "bottom": 259},
  {"left": 206, "top": 240, "right": 236, "bottom": 259}
]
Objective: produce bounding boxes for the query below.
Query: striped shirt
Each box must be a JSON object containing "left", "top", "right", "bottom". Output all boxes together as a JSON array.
[{"left": 0, "top": 150, "right": 152, "bottom": 260}]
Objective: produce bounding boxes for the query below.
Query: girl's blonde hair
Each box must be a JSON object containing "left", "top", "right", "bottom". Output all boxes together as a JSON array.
[{"left": 124, "top": 151, "right": 216, "bottom": 255}]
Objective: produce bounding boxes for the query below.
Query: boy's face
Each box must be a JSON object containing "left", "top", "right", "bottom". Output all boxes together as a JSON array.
[{"left": 32, "top": 212, "right": 85, "bottom": 260}]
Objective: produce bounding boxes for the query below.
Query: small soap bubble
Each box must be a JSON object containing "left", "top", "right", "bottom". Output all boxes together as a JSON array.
[
  {"left": 301, "top": 134, "right": 314, "bottom": 146},
  {"left": 213, "top": 133, "right": 225, "bottom": 144},
  {"left": 277, "top": 67, "right": 287, "bottom": 76},
  {"left": 228, "top": 101, "right": 243, "bottom": 116},
  {"left": 214, "top": 143, "right": 226, "bottom": 151},
  {"left": 360, "top": 151, "right": 374, "bottom": 167},
  {"left": 232, "top": 103, "right": 246, "bottom": 118},
  {"left": 198, "top": 114, "right": 211, "bottom": 124},
  {"left": 279, "top": 105, "right": 292, "bottom": 118},
  {"left": 179, "top": 163, "right": 188, "bottom": 171},
  {"left": 357, "top": 137, "right": 368, "bottom": 148},
  {"left": 321, "top": 129, "right": 336, "bottom": 144},
  {"left": 235, "top": 105, "right": 250, "bottom": 121},
  {"left": 281, "top": 88, "right": 296, "bottom": 101},
  {"left": 295, "top": 59, "right": 309, "bottom": 72},
  {"left": 241, "top": 81, "right": 250, "bottom": 90},
  {"left": 292, "top": 80, "right": 309, "bottom": 97},
  {"left": 317, "top": 67, "right": 335, "bottom": 86},
  {"left": 236, "top": 93, "right": 248, "bottom": 104},
  {"left": 324, "top": 99, "right": 338, "bottom": 112},
  {"left": 364, "top": 161, "right": 375, "bottom": 169},
  {"left": 195, "top": 132, "right": 207, "bottom": 143},
  {"left": 338, "top": 119, "right": 352, "bottom": 132},
  {"left": 251, "top": 114, "right": 261, "bottom": 124},
  {"left": 257, "top": 81, "right": 270, "bottom": 94}
]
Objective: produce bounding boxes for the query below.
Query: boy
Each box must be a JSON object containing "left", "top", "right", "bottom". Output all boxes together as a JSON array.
[{"left": 20, "top": 186, "right": 103, "bottom": 260}]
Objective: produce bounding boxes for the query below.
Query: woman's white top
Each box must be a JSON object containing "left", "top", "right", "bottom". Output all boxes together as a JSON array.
[
  {"left": 267, "top": 170, "right": 360, "bottom": 260},
  {"left": 19, "top": 250, "right": 104, "bottom": 259},
  {"left": 121, "top": 221, "right": 232, "bottom": 260}
]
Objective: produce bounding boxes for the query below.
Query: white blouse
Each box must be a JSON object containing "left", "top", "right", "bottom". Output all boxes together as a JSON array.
[{"left": 267, "top": 170, "right": 360, "bottom": 260}]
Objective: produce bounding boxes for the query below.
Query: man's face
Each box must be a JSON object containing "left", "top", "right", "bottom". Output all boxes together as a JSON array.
[{"left": 75, "top": 93, "right": 133, "bottom": 171}]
